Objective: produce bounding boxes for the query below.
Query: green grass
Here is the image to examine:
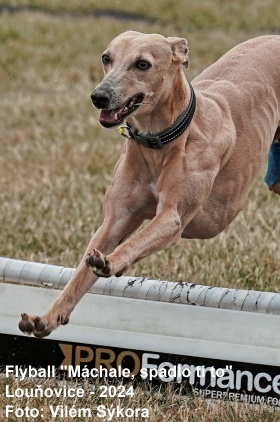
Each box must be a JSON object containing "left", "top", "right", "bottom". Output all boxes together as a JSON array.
[
  {"left": 0, "top": 0, "right": 280, "bottom": 420},
  {"left": 1, "top": 376, "right": 280, "bottom": 422}
]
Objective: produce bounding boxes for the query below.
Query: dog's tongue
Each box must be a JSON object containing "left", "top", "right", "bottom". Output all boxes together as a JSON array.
[{"left": 100, "top": 106, "right": 124, "bottom": 125}]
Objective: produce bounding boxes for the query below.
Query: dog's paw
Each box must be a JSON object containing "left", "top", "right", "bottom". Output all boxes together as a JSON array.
[
  {"left": 86, "top": 248, "right": 112, "bottom": 277},
  {"left": 18, "top": 313, "right": 69, "bottom": 338}
]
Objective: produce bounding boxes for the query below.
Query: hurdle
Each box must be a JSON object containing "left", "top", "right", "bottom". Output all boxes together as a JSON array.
[{"left": 1, "top": 256, "right": 280, "bottom": 406}]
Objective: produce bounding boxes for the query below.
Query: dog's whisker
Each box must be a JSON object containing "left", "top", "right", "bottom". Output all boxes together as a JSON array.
[{"left": 136, "top": 101, "right": 153, "bottom": 106}]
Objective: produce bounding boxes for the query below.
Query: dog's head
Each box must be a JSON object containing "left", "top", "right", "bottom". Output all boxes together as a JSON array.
[{"left": 90, "top": 31, "right": 189, "bottom": 128}]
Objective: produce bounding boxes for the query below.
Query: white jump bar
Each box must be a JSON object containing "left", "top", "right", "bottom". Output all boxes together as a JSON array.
[{"left": 1, "top": 256, "right": 280, "bottom": 314}]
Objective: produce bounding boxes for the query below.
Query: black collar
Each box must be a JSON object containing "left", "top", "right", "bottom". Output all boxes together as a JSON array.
[{"left": 120, "top": 80, "right": 196, "bottom": 149}]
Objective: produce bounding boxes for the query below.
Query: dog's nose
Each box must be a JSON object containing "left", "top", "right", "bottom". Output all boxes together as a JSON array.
[{"left": 91, "top": 91, "right": 110, "bottom": 109}]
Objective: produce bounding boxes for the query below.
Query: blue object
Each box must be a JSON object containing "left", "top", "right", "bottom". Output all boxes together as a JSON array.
[{"left": 264, "top": 141, "right": 280, "bottom": 187}]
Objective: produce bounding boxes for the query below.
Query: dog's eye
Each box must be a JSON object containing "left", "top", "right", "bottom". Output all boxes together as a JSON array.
[
  {"left": 136, "top": 60, "right": 151, "bottom": 70},
  {"left": 102, "top": 54, "right": 110, "bottom": 65}
]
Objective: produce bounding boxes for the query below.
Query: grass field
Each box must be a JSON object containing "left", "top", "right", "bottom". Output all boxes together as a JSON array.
[{"left": 0, "top": 0, "right": 280, "bottom": 420}]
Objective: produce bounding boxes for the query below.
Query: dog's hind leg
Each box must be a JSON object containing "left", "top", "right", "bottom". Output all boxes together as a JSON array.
[{"left": 264, "top": 138, "right": 280, "bottom": 195}]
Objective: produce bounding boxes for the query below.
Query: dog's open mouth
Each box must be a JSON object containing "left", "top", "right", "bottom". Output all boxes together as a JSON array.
[{"left": 99, "top": 94, "right": 144, "bottom": 128}]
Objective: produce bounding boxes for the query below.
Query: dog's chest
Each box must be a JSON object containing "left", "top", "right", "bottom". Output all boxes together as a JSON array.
[{"left": 148, "top": 181, "right": 159, "bottom": 199}]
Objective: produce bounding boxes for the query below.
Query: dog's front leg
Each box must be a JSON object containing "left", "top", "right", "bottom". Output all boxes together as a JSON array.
[
  {"left": 17, "top": 230, "right": 116, "bottom": 337},
  {"left": 19, "top": 190, "right": 145, "bottom": 337},
  {"left": 86, "top": 204, "right": 192, "bottom": 277},
  {"left": 86, "top": 151, "right": 219, "bottom": 277}
]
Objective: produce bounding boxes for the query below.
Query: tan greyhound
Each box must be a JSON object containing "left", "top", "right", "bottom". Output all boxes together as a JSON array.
[{"left": 19, "top": 31, "right": 280, "bottom": 337}]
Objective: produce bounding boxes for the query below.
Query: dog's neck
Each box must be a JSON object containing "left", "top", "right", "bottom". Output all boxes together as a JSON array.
[
  {"left": 127, "top": 68, "right": 190, "bottom": 135},
  {"left": 124, "top": 70, "right": 196, "bottom": 149}
]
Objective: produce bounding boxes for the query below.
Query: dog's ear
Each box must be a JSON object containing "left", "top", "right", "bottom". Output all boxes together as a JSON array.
[{"left": 167, "top": 37, "right": 189, "bottom": 68}]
